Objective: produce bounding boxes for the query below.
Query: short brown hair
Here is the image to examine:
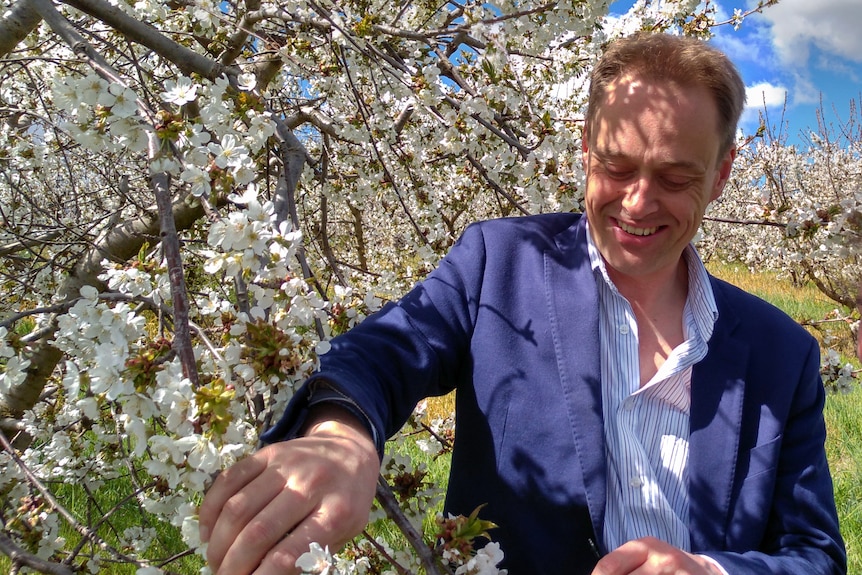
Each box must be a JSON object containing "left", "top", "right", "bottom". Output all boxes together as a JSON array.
[{"left": 585, "top": 32, "right": 746, "bottom": 155}]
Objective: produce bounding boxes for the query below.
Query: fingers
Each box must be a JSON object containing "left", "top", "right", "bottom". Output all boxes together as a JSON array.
[
  {"left": 197, "top": 416, "right": 379, "bottom": 575},
  {"left": 251, "top": 496, "right": 368, "bottom": 575},
  {"left": 592, "top": 538, "right": 649, "bottom": 575},
  {"left": 591, "top": 537, "right": 718, "bottom": 575},
  {"left": 206, "top": 460, "right": 315, "bottom": 573},
  {"left": 199, "top": 452, "right": 266, "bottom": 543},
  {"left": 207, "top": 448, "right": 374, "bottom": 575}
]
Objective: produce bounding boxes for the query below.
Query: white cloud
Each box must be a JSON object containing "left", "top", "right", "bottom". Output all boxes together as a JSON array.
[
  {"left": 740, "top": 82, "right": 788, "bottom": 129},
  {"left": 726, "top": 0, "right": 862, "bottom": 124},
  {"left": 787, "top": 73, "right": 819, "bottom": 106},
  {"left": 759, "top": 0, "right": 862, "bottom": 66},
  {"left": 746, "top": 82, "right": 788, "bottom": 109}
]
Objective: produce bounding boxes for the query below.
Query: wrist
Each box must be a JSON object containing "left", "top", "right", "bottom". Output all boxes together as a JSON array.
[{"left": 302, "top": 404, "right": 374, "bottom": 444}]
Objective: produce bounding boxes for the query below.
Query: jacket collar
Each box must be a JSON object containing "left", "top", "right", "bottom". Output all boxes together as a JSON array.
[{"left": 544, "top": 216, "right": 607, "bottom": 545}]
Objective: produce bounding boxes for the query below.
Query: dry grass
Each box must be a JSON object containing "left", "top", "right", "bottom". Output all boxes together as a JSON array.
[
  {"left": 425, "top": 390, "right": 456, "bottom": 421},
  {"left": 707, "top": 260, "right": 858, "bottom": 361}
]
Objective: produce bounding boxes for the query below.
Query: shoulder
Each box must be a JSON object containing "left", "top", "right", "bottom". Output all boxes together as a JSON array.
[
  {"left": 436, "top": 213, "right": 586, "bottom": 287},
  {"left": 710, "top": 274, "right": 816, "bottom": 349},
  {"left": 470, "top": 212, "right": 582, "bottom": 235},
  {"left": 460, "top": 213, "right": 584, "bottom": 251}
]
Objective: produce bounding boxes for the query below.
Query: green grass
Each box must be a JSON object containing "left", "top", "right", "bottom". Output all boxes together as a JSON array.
[
  {"left": 825, "top": 393, "right": 862, "bottom": 574},
  {"left": 1, "top": 468, "right": 204, "bottom": 574}
]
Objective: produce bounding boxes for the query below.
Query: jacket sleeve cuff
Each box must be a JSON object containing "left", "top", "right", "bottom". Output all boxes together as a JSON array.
[
  {"left": 259, "top": 377, "right": 384, "bottom": 458},
  {"left": 698, "top": 554, "right": 730, "bottom": 575}
]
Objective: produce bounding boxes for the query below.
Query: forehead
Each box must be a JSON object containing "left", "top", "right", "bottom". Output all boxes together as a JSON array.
[
  {"left": 595, "top": 74, "right": 716, "bottom": 125},
  {"left": 589, "top": 75, "right": 722, "bottom": 163}
]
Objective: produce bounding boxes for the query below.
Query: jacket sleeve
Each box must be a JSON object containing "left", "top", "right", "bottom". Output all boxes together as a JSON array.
[{"left": 260, "top": 220, "right": 490, "bottom": 454}]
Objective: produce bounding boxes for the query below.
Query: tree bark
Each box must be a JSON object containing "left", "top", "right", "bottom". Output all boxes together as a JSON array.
[
  {"left": 61, "top": 0, "right": 234, "bottom": 80},
  {"left": 0, "top": 0, "right": 42, "bottom": 59}
]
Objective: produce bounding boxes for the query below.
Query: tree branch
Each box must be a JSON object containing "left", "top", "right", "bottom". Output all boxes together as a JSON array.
[
  {"left": 0, "top": 194, "right": 205, "bottom": 426},
  {"left": 703, "top": 216, "right": 786, "bottom": 228},
  {"left": 149, "top": 135, "right": 199, "bottom": 386},
  {"left": 0, "top": 0, "right": 43, "bottom": 59},
  {"left": 375, "top": 475, "right": 452, "bottom": 575},
  {"left": 0, "top": 530, "right": 75, "bottom": 575},
  {"left": 61, "top": 0, "right": 235, "bottom": 80}
]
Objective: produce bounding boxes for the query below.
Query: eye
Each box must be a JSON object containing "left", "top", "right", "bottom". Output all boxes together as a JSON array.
[
  {"left": 603, "top": 163, "right": 634, "bottom": 180},
  {"left": 661, "top": 174, "right": 695, "bottom": 190}
]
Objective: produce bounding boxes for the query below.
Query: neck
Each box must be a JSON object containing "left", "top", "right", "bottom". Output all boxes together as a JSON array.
[
  {"left": 608, "top": 258, "right": 689, "bottom": 314},
  {"left": 609, "top": 258, "right": 690, "bottom": 387}
]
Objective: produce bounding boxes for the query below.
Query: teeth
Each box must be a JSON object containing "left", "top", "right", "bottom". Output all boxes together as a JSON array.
[{"left": 619, "top": 221, "right": 658, "bottom": 236}]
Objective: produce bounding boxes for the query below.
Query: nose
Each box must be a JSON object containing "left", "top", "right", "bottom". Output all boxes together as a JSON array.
[{"left": 620, "top": 176, "right": 659, "bottom": 218}]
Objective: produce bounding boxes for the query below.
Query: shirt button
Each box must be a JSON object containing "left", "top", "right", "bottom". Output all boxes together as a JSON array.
[
  {"left": 623, "top": 398, "right": 635, "bottom": 411},
  {"left": 629, "top": 476, "right": 643, "bottom": 488},
  {"left": 619, "top": 324, "right": 630, "bottom": 335}
]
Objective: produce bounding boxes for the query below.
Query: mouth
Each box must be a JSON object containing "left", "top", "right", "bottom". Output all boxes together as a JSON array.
[{"left": 618, "top": 220, "right": 659, "bottom": 237}]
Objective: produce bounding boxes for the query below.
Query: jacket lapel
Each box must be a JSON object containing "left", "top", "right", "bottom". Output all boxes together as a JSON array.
[
  {"left": 543, "top": 220, "right": 749, "bottom": 552},
  {"left": 688, "top": 279, "right": 748, "bottom": 552},
  {"left": 543, "top": 217, "right": 608, "bottom": 545}
]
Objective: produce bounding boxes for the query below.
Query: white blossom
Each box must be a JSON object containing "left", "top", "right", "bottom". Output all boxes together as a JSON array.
[
  {"left": 295, "top": 543, "right": 333, "bottom": 575},
  {"left": 208, "top": 133, "right": 249, "bottom": 169},
  {"left": 162, "top": 76, "right": 199, "bottom": 105}
]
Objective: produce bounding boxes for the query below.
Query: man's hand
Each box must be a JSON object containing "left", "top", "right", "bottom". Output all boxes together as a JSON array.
[
  {"left": 198, "top": 406, "right": 380, "bottom": 575},
  {"left": 592, "top": 537, "right": 724, "bottom": 575}
]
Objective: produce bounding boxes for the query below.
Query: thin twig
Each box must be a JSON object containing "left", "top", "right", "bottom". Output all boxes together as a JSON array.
[
  {"left": 375, "top": 475, "right": 453, "bottom": 575},
  {"left": 0, "top": 530, "right": 75, "bottom": 575}
]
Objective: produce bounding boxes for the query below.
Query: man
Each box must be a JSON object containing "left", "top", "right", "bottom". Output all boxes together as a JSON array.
[{"left": 199, "top": 33, "right": 846, "bottom": 575}]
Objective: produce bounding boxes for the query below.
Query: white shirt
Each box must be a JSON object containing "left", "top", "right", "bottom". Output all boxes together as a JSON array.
[{"left": 586, "top": 226, "right": 726, "bottom": 573}]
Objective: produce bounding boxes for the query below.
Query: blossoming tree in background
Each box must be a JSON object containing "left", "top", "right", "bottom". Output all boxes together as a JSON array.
[
  {"left": 0, "top": 0, "right": 855, "bottom": 573},
  {"left": 702, "top": 101, "right": 862, "bottom": 391}
]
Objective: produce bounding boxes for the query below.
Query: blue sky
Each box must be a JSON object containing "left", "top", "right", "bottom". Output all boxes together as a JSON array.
[{"left": 609, "top": 0, "right": 862, "bottom": 147}]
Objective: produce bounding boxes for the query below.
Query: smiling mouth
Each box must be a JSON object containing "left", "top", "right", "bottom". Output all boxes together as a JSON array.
[{"left": 618, "top": 220, "right": 659, "bottom": 236}]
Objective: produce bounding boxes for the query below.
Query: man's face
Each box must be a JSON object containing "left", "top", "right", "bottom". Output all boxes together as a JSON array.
[{"left": 582, "top": 74, "right": 735, "bottom": 284}]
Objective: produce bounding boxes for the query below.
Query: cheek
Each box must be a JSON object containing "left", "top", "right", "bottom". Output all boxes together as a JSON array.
[
  {"left": 585, "top": 177, "right": 617, "bottom": 206},
  {"left": 670, "top": 191, "right": 711, "bottom": 222}
]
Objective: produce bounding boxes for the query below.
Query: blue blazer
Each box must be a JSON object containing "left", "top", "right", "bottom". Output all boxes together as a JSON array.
[{"left": 267, "top": 213, "right": 846, "bottom": 574}]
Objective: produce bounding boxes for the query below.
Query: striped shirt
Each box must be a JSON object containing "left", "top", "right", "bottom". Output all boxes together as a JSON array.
[{"left": 586, "top": 226, "right": 718, "bottom": 554}]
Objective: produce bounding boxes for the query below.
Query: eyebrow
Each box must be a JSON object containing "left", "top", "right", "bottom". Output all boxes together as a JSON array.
[{"left": 591, "top": 149, "right": 707, "bottom": 173}]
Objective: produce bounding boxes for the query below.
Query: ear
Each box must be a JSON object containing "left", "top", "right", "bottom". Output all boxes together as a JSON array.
[{"left": 710, "top": 146, "right": 737, "bottom": 202}]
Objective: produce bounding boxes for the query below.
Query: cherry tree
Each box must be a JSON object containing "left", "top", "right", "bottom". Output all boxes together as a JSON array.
[
  {"left": 702, "top": 101, "right": 862, "bottom": 391},
  {"left": 0, "top": 0, "right": 784, "bottom": 573},
  {"left": 705, "top": 101, "right": 862, "bottom": 307}
]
